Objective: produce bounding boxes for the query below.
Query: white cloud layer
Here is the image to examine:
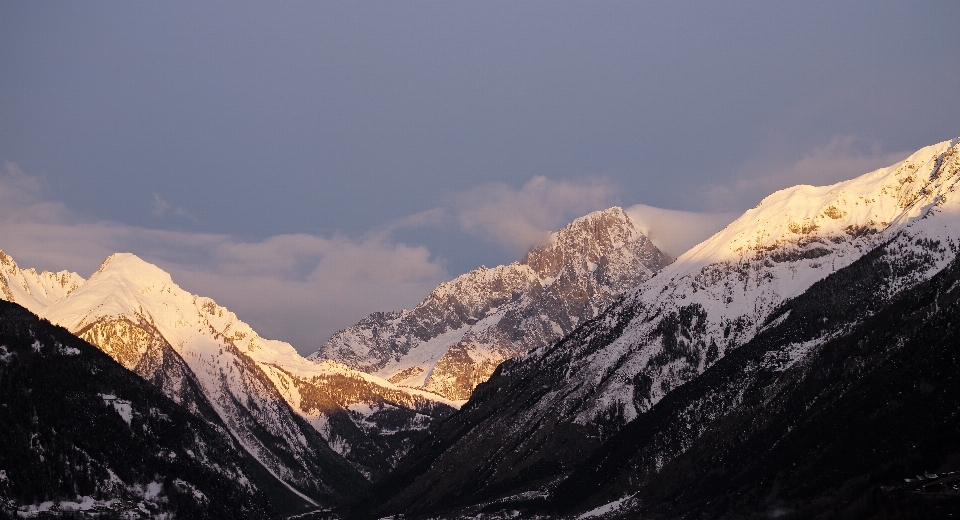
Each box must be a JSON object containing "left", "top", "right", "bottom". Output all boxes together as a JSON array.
[
  {"left": 0, "top": 162, "right": 448, "bottom": 353},
  {"left": 10, "top": 158, "right": 861, "bottom": 353},
  {"left": 452, "top": 175, "right": 618, "bottom": 253}
]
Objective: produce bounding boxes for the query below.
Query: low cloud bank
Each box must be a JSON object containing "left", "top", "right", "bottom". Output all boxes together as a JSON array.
[
  {"left": 3, "top": 139, "right": 906, "bottom": 354},
  {"left": 0, "top": 162, "right": 447, "bottom": 354}
]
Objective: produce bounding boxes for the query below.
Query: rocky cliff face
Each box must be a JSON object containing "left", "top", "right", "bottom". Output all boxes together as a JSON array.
[
  {"left": 313, "top": 207, "right": 672, "bottom": 400},
  {"left": 362, "top": 138, "right": 960, "bottom": 517}
]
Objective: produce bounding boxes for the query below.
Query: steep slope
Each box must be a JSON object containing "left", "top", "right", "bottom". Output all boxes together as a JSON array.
[
  {"left": 363, "top": 138, "right": 960, "bottom": 516},
  {"left": 0, "top": 250, "right": 83, "bottom": 315},
  {"left": 39, "top": 254, "right": 367, "bottom": 505},
  {"left": 555, "top": 217, "right": 960, "bottom": 519},
  {"left": 33, "top": 253, "right": 455, "bottom": 494},
  {"left": 313, "top": 207, "right": 672, "bottom": 400},
  {"left": 0, "top": 299, "right": 277, "bottom": 519}
]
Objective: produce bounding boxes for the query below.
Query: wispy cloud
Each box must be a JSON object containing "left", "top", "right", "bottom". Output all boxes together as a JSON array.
[
  {"left": 388, "top": 176, "right": 620, "bottom": 256},
  {"left": 150, "top": 194, "right": 170, "bottom": 217},
  {"left": 624, "top": 204, "right": 738, "bottom": 259},
  {"left": 706, "top": 136, "right": 910, "bottom": 212},
  {"left": 151, "top": 193, "right": 197, "bottom": 221},
  {"left": 0, "top": 161, "right": 42, "bottom": 201},
  {"left": 0, "top": 162, "right": 448, "bottom": 354}
]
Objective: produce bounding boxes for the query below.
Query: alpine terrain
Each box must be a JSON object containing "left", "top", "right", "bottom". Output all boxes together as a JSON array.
[
  {"left": 0, "top": 299, "right": 279, "bottom": 518},
  {"left": 312, "top": 207, "right": 672, "bottom": 400},
  {"left": 358, "top": 139, "right": 960, "bottom": 518},
  {"left": 0, "top": 251, "right": 459, "bottom": 512},
  {"left": 5, "top": 138, "right": 960, "bottom": 519}
]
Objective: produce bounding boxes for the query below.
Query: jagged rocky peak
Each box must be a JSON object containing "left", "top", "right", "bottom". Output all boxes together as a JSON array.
[
  {"left": 521, "top": 206, "right": 666, "bottom": 278},
  {"left": 0, "top": 249, "right": 84, "bottom": 314},
  {"left": 313, "top": 206, "right": 672, "bottom": 401}
]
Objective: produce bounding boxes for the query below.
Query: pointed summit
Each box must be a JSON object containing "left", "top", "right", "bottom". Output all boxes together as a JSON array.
[
  {"left": 91, "top": 252, "right": 174, "bottom": 284},
  {"left": 42, "top": 253, "right": 182, "bottom": 334},
  {"left": 29, "top": 250, "right": 456, "bottom": 492},
  {"left": 522, "top": 206, "right": 669, "bottom": 279},
  {"left": 313, "top": 206, "right": 672, "bottom": 400}
]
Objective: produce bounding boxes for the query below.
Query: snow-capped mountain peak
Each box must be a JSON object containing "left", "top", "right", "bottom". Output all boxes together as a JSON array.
[
  {"left": 312, "top": 206, "right": 672, "bottom": 400},
  {"left": 629, "top": 139, "right": 959, "bottom": 328},
  {"left": 679, "top": 140, "right": 954, "bottom": 271},
  {"left": 0, "top": 251, "right": 459, "bottom": 497}
]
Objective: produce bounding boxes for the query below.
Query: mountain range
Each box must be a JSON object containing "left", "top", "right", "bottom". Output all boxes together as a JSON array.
[
  {"left": 2, "top": 137, "right": 959, "bottom": 518},
  {"left": 356, "top": 138, "right": 960, "bottom": 518},
  {"left": 0, "top": 203, "right": 671, "bottom": 516}
]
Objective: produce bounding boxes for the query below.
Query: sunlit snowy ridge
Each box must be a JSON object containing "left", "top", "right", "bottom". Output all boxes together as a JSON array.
[
  {"left": 0, "top": 250, "right": 458, "bottom": 499},
  {"left": 543, "top": 138, "right": 960, "bottom": 426}
]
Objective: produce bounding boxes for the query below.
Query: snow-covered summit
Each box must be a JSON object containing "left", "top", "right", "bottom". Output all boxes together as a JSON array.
[
  {"left": 630, "top": 139, "right": 959, "bottom": 327},
  {"left": 43, "top": 252, "right": 304, "bottom": 363},
  {"left": 2, "top": 250, "right": 458, "bottom": 490},
  {"left": 43, "top": 253, "right": 181, "bottom": 330},
  {"left": 671, "top": 140, "right": 954, "bottom": 272}
]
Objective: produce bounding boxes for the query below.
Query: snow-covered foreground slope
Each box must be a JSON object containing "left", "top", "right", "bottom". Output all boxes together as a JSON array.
[
  {"left": 366, "top": 138, "right": 960, "bottom": 516},
  {"left": 0, "top": 251, "right": 456, "bottom": 501},
  {"left": 313, "top": 207, "right": 672, "bottom": 400}
]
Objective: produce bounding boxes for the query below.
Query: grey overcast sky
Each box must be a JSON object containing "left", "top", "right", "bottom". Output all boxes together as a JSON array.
[{"left": 1, "top": 1, "right": 959, "bottom": 353}]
